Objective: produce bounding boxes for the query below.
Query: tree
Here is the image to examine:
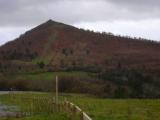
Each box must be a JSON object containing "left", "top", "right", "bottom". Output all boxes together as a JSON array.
[
  {"left": 60, "top": 59, "right": 65, "bottom": 68},
  {"left": 86, "top": 49, "right": 90, "bottom": 55},
  {"left": 37, "top": 61, "right": 45, "bottom": 69},
  {"left": 0, "top": 62, "right": 2, "bottom": 69},
  {"left": 62, "top": 48, "right": 68, "bottom": 56},
  {"left": 114, "top": 86, "right": 128, "bottom": 98}
]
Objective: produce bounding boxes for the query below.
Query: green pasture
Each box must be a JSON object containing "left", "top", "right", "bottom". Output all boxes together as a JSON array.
[
  {"left": 0, "top": 92, "right": 160, "bottom": 120},
  {"left": 2, "top": 71, "right": 92, "bottom": 80}
]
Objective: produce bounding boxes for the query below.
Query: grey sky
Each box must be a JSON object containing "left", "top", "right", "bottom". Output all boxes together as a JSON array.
[{"left": 0, "top": 0, "right": 160, "bottom": 45}]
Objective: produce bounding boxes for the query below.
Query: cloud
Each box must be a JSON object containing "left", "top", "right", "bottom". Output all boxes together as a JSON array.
[
  {"left": 74, "top": 19, "right": 160, "bottom": 41},
  {"left": 0, "top": 0, "right": 160, "bottom": 44},
  {"left": 0, "top": 26, "right": 30, "bottom": 45},
  {"left": 107, "top": 0, "right": 160, "bottom": 14},
  {"left": 0, "top": 0, "right": 160, "bottom": 27},
  {"left": 108, "top": 0, "right": 160, "bottom": 7}
]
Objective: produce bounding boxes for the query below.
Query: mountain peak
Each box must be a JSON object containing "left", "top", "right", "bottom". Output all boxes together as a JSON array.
[
  {"left": 30, "top": 19, "right": 66, "bottom": 32},
  {"left": 41, "top": 19, "right": 69, "bottom": 29},
  {"left": 45, "top": 19, "right": 57, "bottom": 25},
  {"left": 46, "top": 19, "right": 53, "bottom": 23},
  {"left": 44, "top": 19, "right": 58, "bottom": 25}
]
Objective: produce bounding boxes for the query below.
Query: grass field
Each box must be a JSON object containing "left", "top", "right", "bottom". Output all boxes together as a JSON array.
[
  {"left": 0, "top": 92, "right": 72, "bottom": 120},
  {"left": 2, "top": 71, "right": 92, "bottom": 80},
  {"left": 17, "top": 71, "right": 91, "bottom": 80},
  {"left": 0, "top": 92, "right": 160, "bottom": 120},
  {"left": 66, "top": 94, "right": 160, "bottom": 120},
  {"left": 0, "top": 114, "right": 69, "bottom": 120}
]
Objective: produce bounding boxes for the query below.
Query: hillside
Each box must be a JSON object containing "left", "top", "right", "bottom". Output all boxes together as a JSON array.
[
  {"left": 0, "top": 19, "right": 160, "bottom": 72},
  {"left": 0, "top": 20, "right": 160, "bottom": 98}
]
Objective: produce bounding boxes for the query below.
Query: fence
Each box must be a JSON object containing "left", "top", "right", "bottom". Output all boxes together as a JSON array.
[
  {"left": 64, "top": 101, "right": 92, "bottom": 120},
  {"left": 9, "top": 92, "right": 92, "bottom": 120}
]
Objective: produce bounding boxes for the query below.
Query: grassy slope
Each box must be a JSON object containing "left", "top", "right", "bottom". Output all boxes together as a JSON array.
[
  {"left": 2, "top": 71, "right": 92, "bottom": 80},
  {"left": 0, "top": 92, "right": 160, "bottom": 120}
]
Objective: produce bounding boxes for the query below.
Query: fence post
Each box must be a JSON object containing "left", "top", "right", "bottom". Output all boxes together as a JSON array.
[
  {"left": 55, "top": 75, "right": 58, "bottom": 104},
  {"left": 80, "top": 111, "right": 84, "bottom": 120}
]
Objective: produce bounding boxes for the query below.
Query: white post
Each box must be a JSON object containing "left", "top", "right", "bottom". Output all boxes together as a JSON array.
[{"left": 56, "top": 75, "right": 58, "bottom": 104}]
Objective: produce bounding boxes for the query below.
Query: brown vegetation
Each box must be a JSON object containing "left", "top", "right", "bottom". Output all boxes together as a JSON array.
[
  {"left": 0, "top": 20, "right": 160, "bottom": 98},
  {"left": 0, "top": 20, "right": 160, "bottom": 71}
]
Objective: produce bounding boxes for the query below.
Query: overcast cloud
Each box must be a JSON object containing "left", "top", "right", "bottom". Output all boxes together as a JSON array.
[{"left": 0, "top": 0, "right": 160, "bottom": 45}]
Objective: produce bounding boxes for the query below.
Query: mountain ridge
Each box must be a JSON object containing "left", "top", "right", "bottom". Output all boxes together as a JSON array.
[
  {"left": 0, "top": 20, "right": 160, "bottom": 98},
  {"left": 0, "top": 19, "right": 160, "bottom": 71}
]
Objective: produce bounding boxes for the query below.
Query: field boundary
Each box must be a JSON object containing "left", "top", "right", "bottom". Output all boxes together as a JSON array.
[
  {"left": 9, "top": 92, "right": 92, "bottom": 120},
  {"left": 64, "top": 101, "right": 92, "bottom": 120}
]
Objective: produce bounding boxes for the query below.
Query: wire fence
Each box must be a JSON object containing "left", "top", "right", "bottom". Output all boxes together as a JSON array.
[{"left": 9, "top": 92, "right": 92, "bottom": 120}]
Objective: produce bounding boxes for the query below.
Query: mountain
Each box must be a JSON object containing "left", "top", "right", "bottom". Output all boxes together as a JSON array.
[
  {"left": 0, "top": 19, "right": 160, "bottom": 72},
  {"left": 0, "top": 20, "right": 160, "bottom": 98}
]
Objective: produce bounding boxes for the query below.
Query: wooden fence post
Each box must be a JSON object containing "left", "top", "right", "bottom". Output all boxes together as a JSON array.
[
  {"left": 56, "top": 75, "right": 58, "bottom": 104},
  {"left": 80, "top": 111, "right": 84, "bottom": 120}
]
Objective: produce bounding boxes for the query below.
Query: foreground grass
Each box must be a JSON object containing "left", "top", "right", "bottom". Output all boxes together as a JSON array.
[
  {"left": 0, "top": 114, "right": 69, "bottom": 120},
  {"left": 0, "top": 92, "right": 160, "bottom": 120},
  {"left": 66, "top": 94, "right": 160, "bottom": 120},
  {"left": 0, "top": 92, "right": 72, "bottom": 120}
]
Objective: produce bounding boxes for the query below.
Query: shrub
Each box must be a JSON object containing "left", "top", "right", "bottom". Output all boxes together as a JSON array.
[{"left": 37, "top": 61, "right": 45, "bottom": 69}]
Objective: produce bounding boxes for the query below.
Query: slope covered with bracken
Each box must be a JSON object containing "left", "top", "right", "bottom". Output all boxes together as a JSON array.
[
  {"left": 0, "top": 19, "right": 160, "bottom": 72},
  {"left": 0, "top": 20, "right": 160, "bottom": 98}
]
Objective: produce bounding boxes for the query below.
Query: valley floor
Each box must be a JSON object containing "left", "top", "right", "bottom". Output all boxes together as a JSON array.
[{"left": 0, "top": 92, "right": 159, "bottom": 120}]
